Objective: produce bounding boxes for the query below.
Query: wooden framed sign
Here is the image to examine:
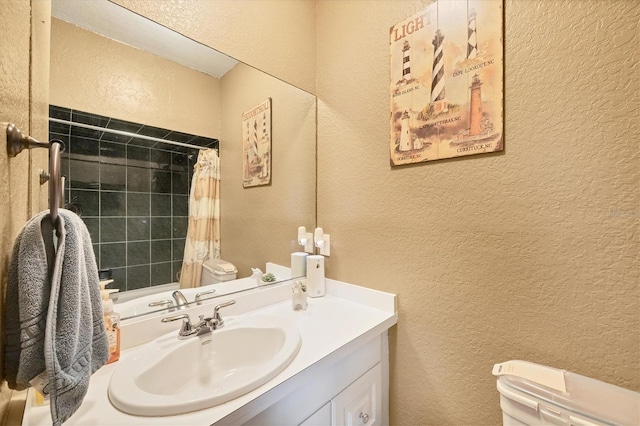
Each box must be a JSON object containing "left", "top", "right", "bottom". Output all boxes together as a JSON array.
[{"left": 390, "top": 0, "right": 504, "bottom": 165}]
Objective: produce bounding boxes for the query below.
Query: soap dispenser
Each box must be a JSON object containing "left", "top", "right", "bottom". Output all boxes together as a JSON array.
[{"left": 99, "top": 280, "right": 120, "bottom": 364}]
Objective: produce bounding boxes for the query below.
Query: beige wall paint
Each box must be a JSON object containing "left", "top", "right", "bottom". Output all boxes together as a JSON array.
[
  {"left": 316, "top": 0, "right": 639, "bottom": 424},
  {"left": 219, "top": 62, "right": 316, "bottom": 277},
  {"left": 112, "top": 0, "right": 316, "bottom": 95},
  {"left": 0, "top": 0, "right": 50, "bottom": 421},
  {"left": 50, "top": 18, "right": 220, "bottom": 138}
]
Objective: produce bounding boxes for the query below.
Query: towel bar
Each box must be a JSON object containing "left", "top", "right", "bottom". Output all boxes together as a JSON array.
[{"left": 6, "top": 123, "right": 66, "bottom": 224}]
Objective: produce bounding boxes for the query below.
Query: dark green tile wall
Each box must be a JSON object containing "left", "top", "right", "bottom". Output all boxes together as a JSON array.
[{"left": 50, "top": 105, "right": 218, "bottom": 292}]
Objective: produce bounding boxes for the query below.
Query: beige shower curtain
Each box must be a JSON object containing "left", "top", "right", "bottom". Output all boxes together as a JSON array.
[{"left": 179, "top": 148, "right": 221, "bottom": 289}]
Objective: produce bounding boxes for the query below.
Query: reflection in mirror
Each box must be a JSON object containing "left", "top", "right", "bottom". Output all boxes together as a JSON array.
[
  {"left": 49, "top": 0, "right": 316, "bottom": 320},
  {"left": 117, "top": 274, "right": 295, "bottom": 322}
]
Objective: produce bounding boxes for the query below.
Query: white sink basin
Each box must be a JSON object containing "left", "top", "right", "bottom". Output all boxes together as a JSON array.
[{"left": 108, "top": 314, "right": 302, "bottom": 416}]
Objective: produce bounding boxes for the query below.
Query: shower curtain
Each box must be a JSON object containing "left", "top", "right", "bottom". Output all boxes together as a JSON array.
[{"left": 179, "top": 148, "right": 221, "bottom": 289}]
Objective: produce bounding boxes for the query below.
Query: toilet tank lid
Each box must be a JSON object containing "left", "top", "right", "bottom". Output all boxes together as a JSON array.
[
  {"left": 494, "top": 360, "right": 639, "bottom": 425},
  {"left": 202, "top": 258, "right": 237, "bottom": 274}
]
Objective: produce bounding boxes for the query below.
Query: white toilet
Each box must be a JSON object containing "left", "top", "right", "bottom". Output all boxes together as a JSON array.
[
  {"left": 494, "top": 360, "right": 639, "bottom": 426},
  {"left": 201, "top": 258, "right": 237, "bottom": 285}
]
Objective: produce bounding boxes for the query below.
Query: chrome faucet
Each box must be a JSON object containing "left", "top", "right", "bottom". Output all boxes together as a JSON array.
[
  {"left": 161, "top": 299, "right": 236, "bottom": 339},
  {"left": 172, "top": 290, "right": 189, "bottom": 310}
]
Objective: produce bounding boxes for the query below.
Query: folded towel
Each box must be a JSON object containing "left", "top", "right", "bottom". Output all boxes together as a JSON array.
[{"left": 3, "top": 209, "right": 109, "bottom": 425}]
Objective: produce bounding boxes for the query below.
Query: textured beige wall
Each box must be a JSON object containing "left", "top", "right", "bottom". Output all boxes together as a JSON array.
[
  {"left": 219, "top": 63, "right": 316, "bottom": 277},
  {"left": 316, "top": 0, "right": 639, "bottom": 424},
  {"left": 112, "top": 0, "right": 316, "bottom": 94},
  {"left": 0, "top": 0, "right": 50, "bottom": 421},
  {"left": 50, "top": 18, "right": 220, "bottom": 138}
]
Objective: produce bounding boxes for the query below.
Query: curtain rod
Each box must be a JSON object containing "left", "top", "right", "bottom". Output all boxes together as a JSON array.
[{"left": 49, "top": 118, "right": 215, "bottom": 151}]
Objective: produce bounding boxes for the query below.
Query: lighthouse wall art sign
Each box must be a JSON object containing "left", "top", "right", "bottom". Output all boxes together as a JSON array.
[
  {"left": 242, "top": 98, "right": 272, "bottom": 187},
  {"left": 389, "top": 0, "right": 504, "bottom": 166}
]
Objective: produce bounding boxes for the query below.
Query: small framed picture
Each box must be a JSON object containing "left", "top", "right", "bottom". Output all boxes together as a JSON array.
[{"left": 242, "top": 98, "right": 272, "bottom": 187}]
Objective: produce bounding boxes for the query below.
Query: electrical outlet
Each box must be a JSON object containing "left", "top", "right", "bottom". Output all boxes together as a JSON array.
[
  {"left": 319, "top": 234, "right": 330, "bottom": 256},
  {"left": 304, "top": 232, "right": 314, "bottom": 253}
]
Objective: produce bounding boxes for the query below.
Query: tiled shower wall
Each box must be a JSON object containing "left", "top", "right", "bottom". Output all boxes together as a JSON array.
[{"left": 49, "top": 105, "right": 219, "bottom": 293}]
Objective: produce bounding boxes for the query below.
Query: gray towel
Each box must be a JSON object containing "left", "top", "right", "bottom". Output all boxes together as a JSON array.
[{"left": 3, "top": 209, "right": 109, "bottom": 425}]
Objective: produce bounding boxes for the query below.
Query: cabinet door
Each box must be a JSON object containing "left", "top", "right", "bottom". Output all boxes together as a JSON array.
[
  {"left": 332, "top": 363, "right": 382, "bottom": 426},
  {"left": 299, "top": 402, "right": 332, "bottom": 426}
]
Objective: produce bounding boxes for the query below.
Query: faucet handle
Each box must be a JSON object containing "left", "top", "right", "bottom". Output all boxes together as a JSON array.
[
  {"left": 148, "top": 299, "right": 175, "bottom": 312},
  {"left": 195, "top": 288, "right": 217, "bottom": 305},
  {"left": 161, "top": 313, "right": 195, "bottom": 338},
  {"left": 212, "top": 300, "right": 236, "bottom": 329}
]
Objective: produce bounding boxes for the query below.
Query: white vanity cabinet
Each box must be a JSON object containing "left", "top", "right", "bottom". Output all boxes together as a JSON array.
[
  {"left": 297, "top": 364, "right": 382, "bottom": 426},
  {"left": 299, "top": 402, "right": 331, "bottom": 425},
  {"left": 25, "top": 278, "right": 396, "bottom": 426},
  {"left": 232, "top": 332, "right": 389, "bottom": 426},
  {"left": 331, "top": 363, "right": 382, "bottom": 426}
]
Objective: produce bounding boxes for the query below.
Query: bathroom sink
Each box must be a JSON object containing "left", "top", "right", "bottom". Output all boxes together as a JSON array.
[{"left": 108, "top": 314, "right": 302, "bottom": 416}]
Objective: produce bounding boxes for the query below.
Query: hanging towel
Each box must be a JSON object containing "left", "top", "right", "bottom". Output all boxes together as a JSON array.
[{"left": 3, "top": 209, "right": 109, "bottom": 426}]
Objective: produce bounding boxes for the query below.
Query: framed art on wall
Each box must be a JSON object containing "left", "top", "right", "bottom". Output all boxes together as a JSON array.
[
  {"left": 242, "top": 98, "right": 272, "bottom": 187},
  {"left": 389, "top": 0, "right": 504, "bottom": 166}
]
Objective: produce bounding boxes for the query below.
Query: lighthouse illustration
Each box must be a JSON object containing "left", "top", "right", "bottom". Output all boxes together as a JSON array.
[
  {"left": 394, "top": 40, "right": 415, "bottom": 87},
  {"left": 467, "top": 8, "right": 478, "bottom": 59},
  {"left": 430, "top": 29, "right": 447, "bottom": 113},
  {"left": 468, "top": 74, "right": 483, "bottom": 135},
  {"left": 252, "top": 120, "right": 259, "bottom": 159},
  {"left": 244, "top": 122, "right": 251, "bottom": 179},
  {"left": 398, "top": 111, "right": 412, "bottom": 152},
  {"left": 452, "top": 73, "right": 498, "bottom": 146},
  {"left": 243, "top": 119, "right": 261, "bottom": 177},
  {"left": 402, "top": 40, "right": 411, "bottom": 81},
  {"left": 259, "top": 112, "right": 270, "bottom": 179},
  {"left": 397, "top": 110, "right": 424, "bottom": 152},
  {"left": 261, "top": 113, "right": 269, "bottom": 141}
]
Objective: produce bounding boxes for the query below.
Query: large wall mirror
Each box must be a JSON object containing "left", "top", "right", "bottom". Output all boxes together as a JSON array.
[{"left": 49, "top": 0, "right": 316, "bottom": 320}]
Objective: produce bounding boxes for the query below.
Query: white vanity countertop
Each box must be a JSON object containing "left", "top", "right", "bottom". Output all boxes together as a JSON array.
[{"left": 24, "top": 280, "right": 397, "bottom": 426}]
